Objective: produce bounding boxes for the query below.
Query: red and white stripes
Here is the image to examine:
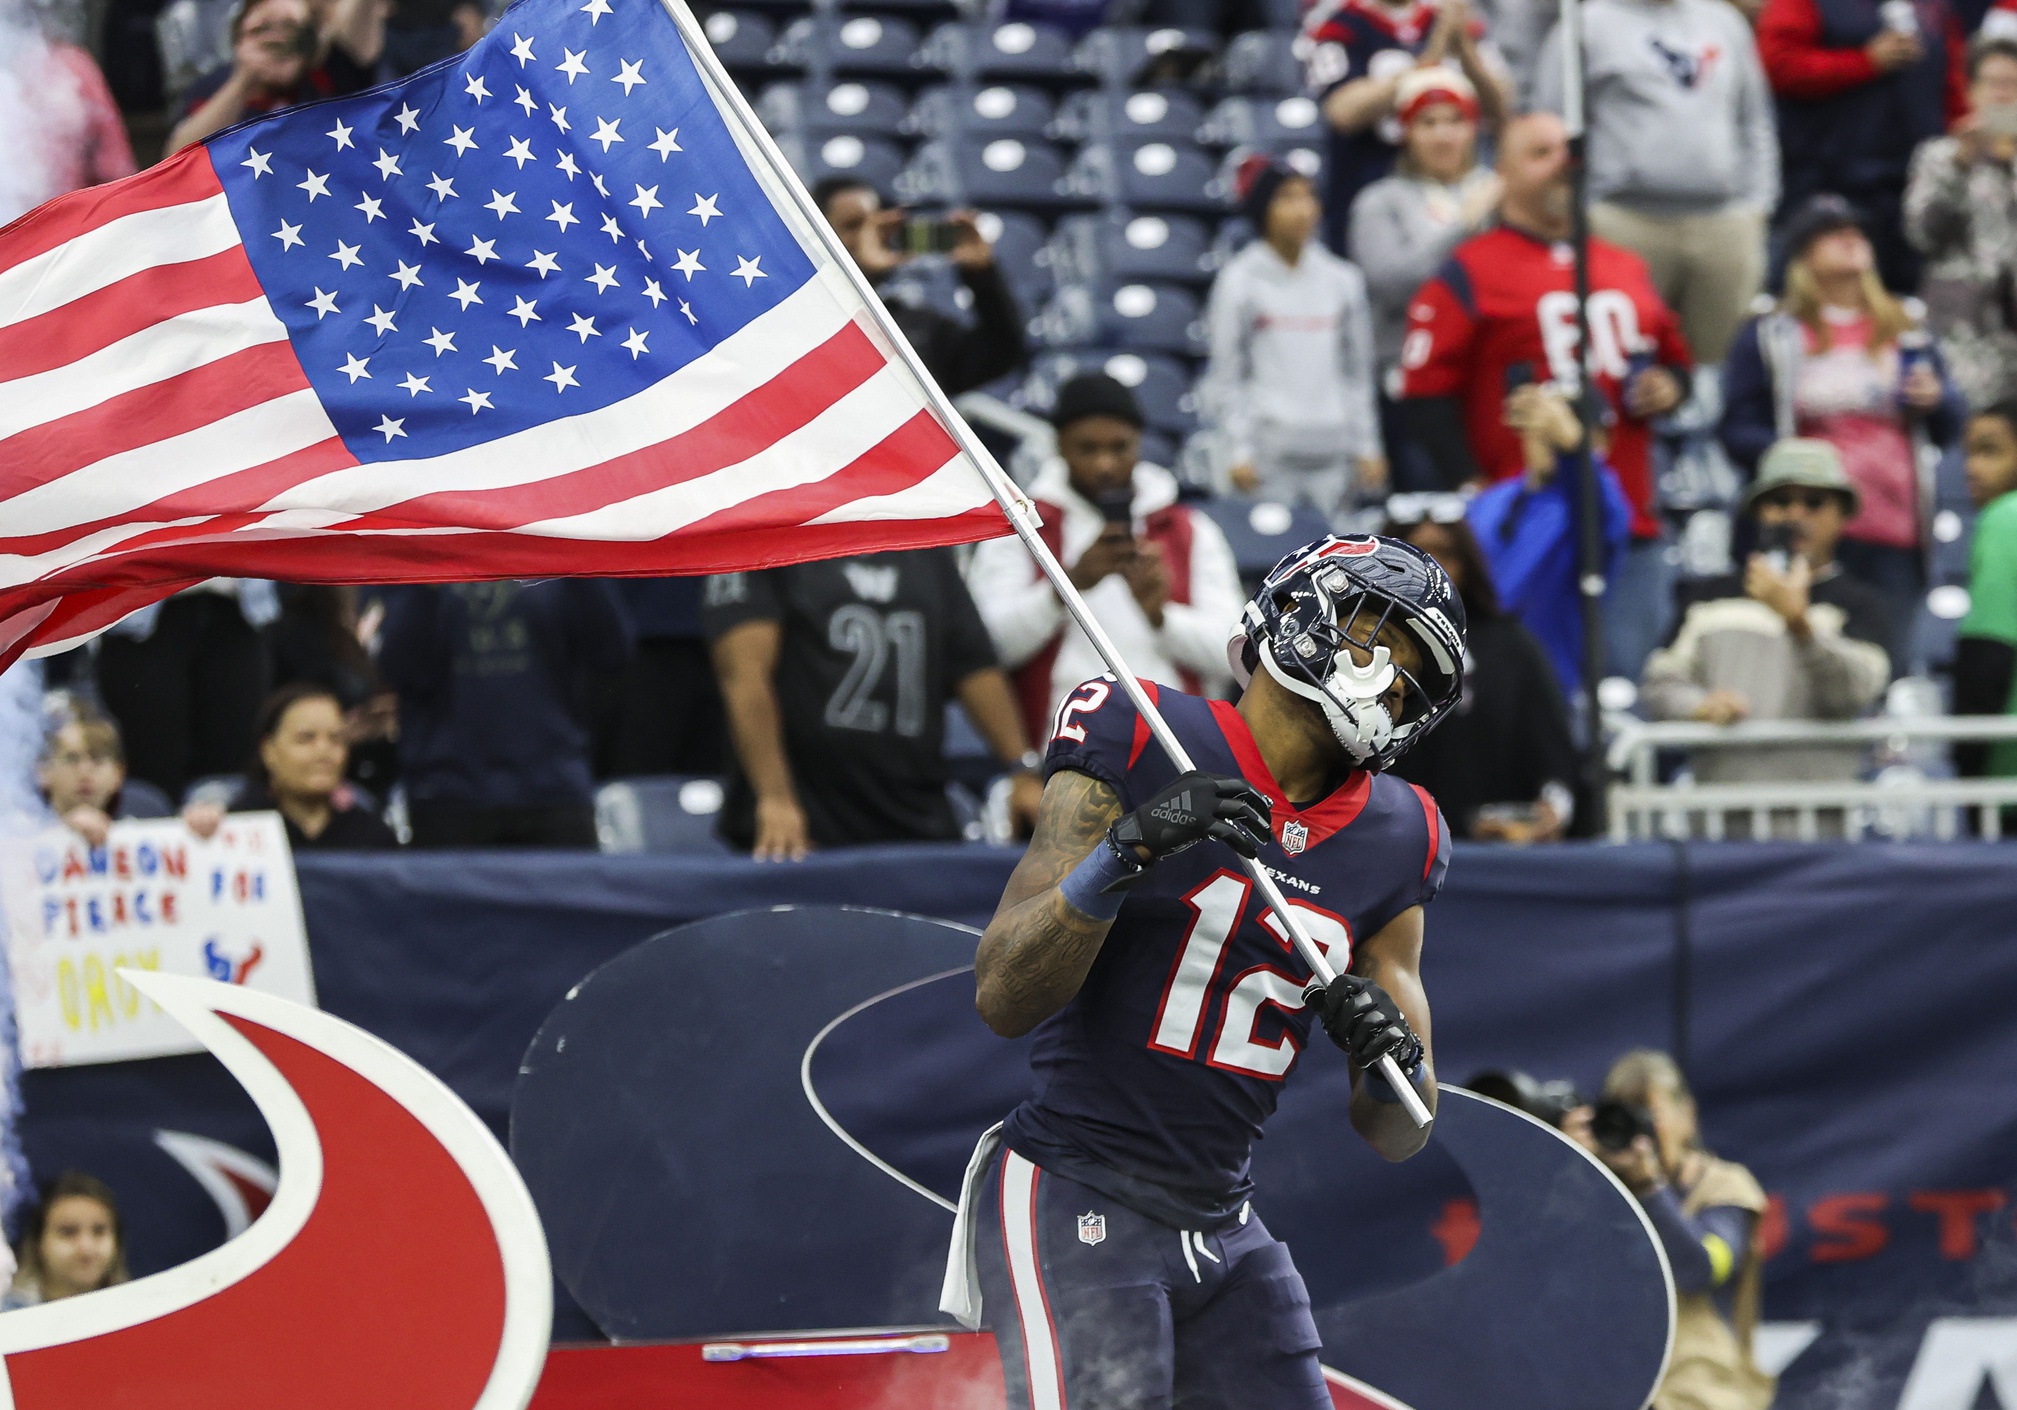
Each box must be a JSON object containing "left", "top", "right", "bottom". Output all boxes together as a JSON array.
[
  {"left": 0, "top": 145, "right": 1008, "bottom": 666},
  {"left": 999, "top": 1150, "right": 1068, "bottom": 1410}
]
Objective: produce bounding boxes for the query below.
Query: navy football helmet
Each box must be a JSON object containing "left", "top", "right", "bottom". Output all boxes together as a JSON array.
[{"left": 1226, "top": 535, "right": 1468, "bottom": 771}]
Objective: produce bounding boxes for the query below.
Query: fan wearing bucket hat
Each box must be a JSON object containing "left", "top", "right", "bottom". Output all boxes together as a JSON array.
[
  {"left": 1640, "top": 438, "right": 1893, "bottom": 815},
  {"left": 1302, "top": 0, "right": 1510, "bottom": 254},
  {"left": 1198, "top": 156, "right": 1386, "bottom": 515}
]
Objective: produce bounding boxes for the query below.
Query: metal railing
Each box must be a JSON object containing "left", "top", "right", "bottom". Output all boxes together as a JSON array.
[{"left": 1604, "top": 717, "right": 2017, "bottom": 842}]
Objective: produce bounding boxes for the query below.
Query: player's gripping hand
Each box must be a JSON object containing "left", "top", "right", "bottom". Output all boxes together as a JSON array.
[
  {"left": 1312, "top": 974, "right": 1424, "bottom": 1074},
  {"left": 1109, "top": 770, "right": 1271, "bottom": 873}
]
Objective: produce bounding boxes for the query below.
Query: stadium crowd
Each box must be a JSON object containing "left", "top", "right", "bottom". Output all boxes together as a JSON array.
[{"left": 5, "top": 0, "right": 2017, "bottom": 850}]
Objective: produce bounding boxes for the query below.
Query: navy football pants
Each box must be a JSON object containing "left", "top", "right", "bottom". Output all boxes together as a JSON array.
[{"left": 974, "top": 1148, "right": 1331, "bottom": 1410}]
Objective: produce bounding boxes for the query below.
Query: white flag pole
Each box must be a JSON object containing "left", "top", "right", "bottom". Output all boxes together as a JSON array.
[{"left": 663, "top": 0, "right": 1430, "bottom": 1128}]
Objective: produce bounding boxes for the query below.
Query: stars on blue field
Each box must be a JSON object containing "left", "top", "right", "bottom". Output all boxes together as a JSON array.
[{"left": 213, "top": 0, "right": 814, "bottom": 461}]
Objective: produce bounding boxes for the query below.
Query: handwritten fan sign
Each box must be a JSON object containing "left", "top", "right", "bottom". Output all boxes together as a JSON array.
[{"left": 0, "top": 813, "right": 315, "bottom": 1067}]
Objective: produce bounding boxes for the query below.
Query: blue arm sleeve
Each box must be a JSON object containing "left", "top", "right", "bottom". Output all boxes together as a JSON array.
[
  {"left": 1641, "top": 1188, "right": 1751, "bottom": 1295},
  {"left": 1717, "top": 322, "right": 1777, "bottom": 475}
]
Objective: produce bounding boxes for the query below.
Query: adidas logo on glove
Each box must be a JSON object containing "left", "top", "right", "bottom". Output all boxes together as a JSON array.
[{"left": 1149, "top": 792, "right": 1195, "bottom": 827}]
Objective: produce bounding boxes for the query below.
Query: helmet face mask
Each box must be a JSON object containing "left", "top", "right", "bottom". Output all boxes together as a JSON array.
[{"left": 1228, "top": 536, "right": 1468, "bottom": 772}]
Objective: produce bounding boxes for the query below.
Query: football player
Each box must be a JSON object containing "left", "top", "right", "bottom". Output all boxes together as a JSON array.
[{"left": 943, "top": 534, "right": 1465, "bottom": 1409}]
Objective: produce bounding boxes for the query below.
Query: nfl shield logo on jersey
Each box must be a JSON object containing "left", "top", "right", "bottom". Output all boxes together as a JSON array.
[
  {"left": 1077, "top": 1212, "right": 1107, "bottom": 1246},
  {"left": 1281, "top": 820, "right": 1309, "bottom": 855}
]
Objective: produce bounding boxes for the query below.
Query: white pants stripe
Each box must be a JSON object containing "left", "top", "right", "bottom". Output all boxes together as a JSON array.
[{"left": 1000, "top": 1150, "right": 1067, "bottom": 1410}]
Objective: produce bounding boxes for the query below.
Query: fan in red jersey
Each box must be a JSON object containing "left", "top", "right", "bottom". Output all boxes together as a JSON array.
[{"left": 1398, "top": 111, "right": 1694, "bottom": 679}]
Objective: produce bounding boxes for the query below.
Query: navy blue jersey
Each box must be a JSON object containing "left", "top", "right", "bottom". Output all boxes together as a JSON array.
[{"left": 1001, "top": 677, "right": 1450, "bottom": 1231}]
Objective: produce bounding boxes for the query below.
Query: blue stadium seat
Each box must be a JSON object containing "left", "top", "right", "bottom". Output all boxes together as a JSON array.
[
  {"left": 974, "top": 209, "right": 1055, "bottom": 305},
  {"left": 896, "top": 136, "right": 1079, "bottom": 209},
  {"left": 1049, "top": 87, "right": 1206, "bottom": 144},
  {"left": 906, "top": 82, "right": 1056, "bottom": 139},
  {"left": 594, "top": 776, "right": 732, "bottom": 855},
  {"left": 916, "top": 20, "right": 1079, "bottom": 86},
  {"left": 1070, "top": 26, "right": 1218, "bottom": 87},
  {"left": 701, "top": 11, "right": 788, "bottom": 77},
  {"left": 880, "top": 258, "right": 972, "bottom": 322},
  {"left": 1046, "top": 211, "right": 1213, "bottom": 286},
  {"left": 1024, "top": 350, "right": 1198, "bottom": 434},
  {"left": 1190, "top": 495, "right": 1338, "bottom": 581},
  {"left": 774, "top": 13, "right": 924, "bottom": 77},
  {"left": 758, "top": 79, "right": 911, "bottom": 138},
  {"left": 840, "top": 0, "right": 961, "bottom": 19},
  {"left": 781, "top": 132, "right": 909, "bottom": 191},
  {"left": 1198, "top": 93, "right": 1324, "bottom": 150},
  {"left": 1060, "top": 138, "right": 1223, "bottom": 213},
  {"left": 1220, "top": 29, "right": 1304, "bottom": 95},
  {"left": 1138, "top": 428, "right": 1179, "bottom": 468},
  {"left": 1030, "top": 279, "right": 1205, "bottom": 356}
]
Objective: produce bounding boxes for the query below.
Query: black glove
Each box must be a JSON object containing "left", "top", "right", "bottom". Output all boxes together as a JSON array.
[
  {"left": 1102, "top": 770, "right": 1271, "bottom": 889},
  {"left": 1311, "top": 974, "right": 1423, "bottom": 1073}
]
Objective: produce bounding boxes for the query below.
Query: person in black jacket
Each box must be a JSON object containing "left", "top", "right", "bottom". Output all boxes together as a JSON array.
[
  {"left": 812, "top": 177, "right": 1027, "bottom": 396},
  {"left": 186, "top": 684, "right": 397, "bottom": 851},
  {"left": 1385, "top": 505, "right": 1581, "bottom": 842},
  {"left": 378, "top": 581, "right": 632, "bottom": 848}
]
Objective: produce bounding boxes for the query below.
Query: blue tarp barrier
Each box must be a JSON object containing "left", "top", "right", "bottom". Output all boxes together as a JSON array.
[{"left": 19, "top": 842, "right": 2017, "bottom": 1408}]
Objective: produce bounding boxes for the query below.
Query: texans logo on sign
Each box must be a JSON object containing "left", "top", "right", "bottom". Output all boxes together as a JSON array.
[
  {"left": 1078, "top": 1212, "right": 1106, "bottom": 1246},
  {"left": 1282, "top": 820, "right": 1309, "bottom": 856}
]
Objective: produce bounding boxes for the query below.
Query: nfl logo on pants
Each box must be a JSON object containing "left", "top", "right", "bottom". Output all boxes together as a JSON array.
[{"left": 1077, "top": 1212, "right": 1107, "bottom": 1246}]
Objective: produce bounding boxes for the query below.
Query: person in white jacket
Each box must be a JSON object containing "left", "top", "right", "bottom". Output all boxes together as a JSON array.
[
  {"left": 1199, "top": 156, "right": 1387, "bottom": 516},
  {"left": 967, "top": 375, "right": 1246, "bottom": 743}
]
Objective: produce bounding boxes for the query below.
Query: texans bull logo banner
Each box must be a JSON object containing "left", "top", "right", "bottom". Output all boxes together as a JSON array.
[{"left": 0, "top": 972, "right": 550, "bottom": 1409}]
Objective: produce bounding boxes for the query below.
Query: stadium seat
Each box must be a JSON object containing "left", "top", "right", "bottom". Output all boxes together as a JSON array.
[
  {"left": 1060, "top": 138, "right": 1224, "bottom": 213},
  {"left": 974, "top": 209, "right": 1056, "bottom": 305},
  {"left": 701, "top": 11, "right": 788, "bottom": 78},
  {"left": 1049, "top": 87, "right": 1206, "bottom": 144},
  {"left": 757, "top": 79, "right": 911, "bottom": 138},
  {"left": 915, "top": 20, "right": 1079, "bottom": 85},
  {"left": 880, "top": 258, "right": 973, "bottom": 322},
  {"left": 1023, "top": 350, "right": 1198, "bottom": 435},
  {"left": 1197, "top": 93, "right": 1324, "bottom": 150},
  {"left": 1138, "top": 427, "right": 1180, "bottom": 468},
  {"left": 594, "top": 776, "right": 732, "bottom": 854},
  {"left": 839, "top": 0, "right": 961, "bottom": 19},
  {"left": 1190, "top": 495, "right": 1338, "bottom": 581},
  {"left": 906, "top": 82, "right": 1056, "bottom": 139},
  {"left": 1070, "top": 26, "right": 1218, "bottom": 87},
  {"left": 896, "top": 136, "right": 1079, "bottom": 209},
  {"left": 1029, "top": 279, "right": 1205, "bottom": 356},
  {"left": 780, "top": 131, "right": 909, "bottom": 191},
  {"left": 1220, "top": 30, "right": 1305, "bottom": 95},
  {"left": 774, "top": 13, "right": 924, "bottom": 77},
  {"left": 1045, "top": 211, "right": 1213, "bottom": 286}
]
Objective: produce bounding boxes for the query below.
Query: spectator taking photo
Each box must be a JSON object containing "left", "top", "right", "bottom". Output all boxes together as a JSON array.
[
  {"left": 1642, "top": 438, "right": 1893, "bottom": 834},
  {"left": 1904, "top": 35, "right": 2017, "bottom": 412},
  {"left": 966, "top": 373, "right": 1245, "bottom": 736},
  {"left": 812, "top": 177, "right": 1026, "bottom": 398}
]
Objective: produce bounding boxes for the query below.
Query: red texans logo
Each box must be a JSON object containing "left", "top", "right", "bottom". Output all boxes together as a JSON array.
[
  {"left": 1313, "top": 539, "right": 1379, "bottom": 560},
  {"left": 0, "top": 973, "right": 551, "bottom": 1410}
]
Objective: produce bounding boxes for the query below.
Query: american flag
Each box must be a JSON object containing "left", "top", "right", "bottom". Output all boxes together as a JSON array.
[{"left": 0, "top": 0, "right": 1011, "bottom": 665}]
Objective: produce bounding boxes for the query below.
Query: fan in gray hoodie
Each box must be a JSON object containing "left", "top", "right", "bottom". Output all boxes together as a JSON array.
[
  {"left": 1531, "top": 0, "right": 1778, "bottom": 361},
  {"left": 1198, "top": 159, "right": 1385, "bottom": 517}
]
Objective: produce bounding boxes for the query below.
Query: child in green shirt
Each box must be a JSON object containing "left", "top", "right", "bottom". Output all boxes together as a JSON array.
[{"left": 1956, "top": 403, "right": 2017, "bottom": 779}]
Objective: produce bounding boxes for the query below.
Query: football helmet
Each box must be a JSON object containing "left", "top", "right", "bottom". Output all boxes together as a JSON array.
[{"left": 1226, "top": 535, "right": 1467, "bottom": 771}]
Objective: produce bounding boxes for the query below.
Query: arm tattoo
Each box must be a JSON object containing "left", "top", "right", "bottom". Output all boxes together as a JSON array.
[{"left": 974, "top": 771, "right": 1125, "bottom": 1038}]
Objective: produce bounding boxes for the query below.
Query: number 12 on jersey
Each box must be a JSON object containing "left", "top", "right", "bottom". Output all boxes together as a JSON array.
[{"left": 1148, "top": 871, "right": 1351, "bottom": 1080}]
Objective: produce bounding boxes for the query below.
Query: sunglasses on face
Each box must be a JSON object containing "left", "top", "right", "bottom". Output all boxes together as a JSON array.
[{"left": 1757, "top": 489, "right": 1837, "bottom": 512}]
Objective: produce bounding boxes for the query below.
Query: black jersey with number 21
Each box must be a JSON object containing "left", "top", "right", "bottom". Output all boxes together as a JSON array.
[{"left": 1001, "top": 676, "right": 1450, "bottom": 1231}]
